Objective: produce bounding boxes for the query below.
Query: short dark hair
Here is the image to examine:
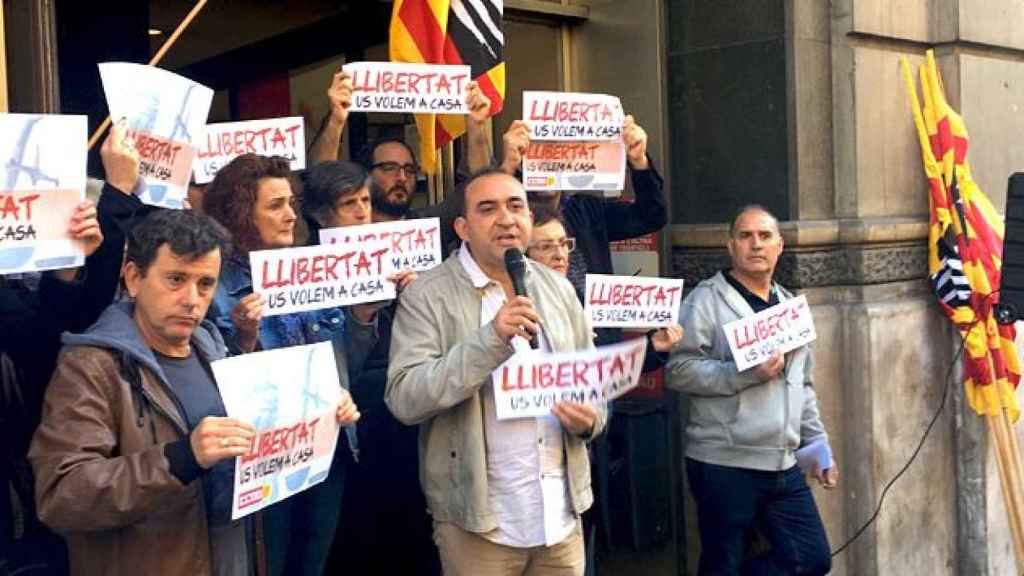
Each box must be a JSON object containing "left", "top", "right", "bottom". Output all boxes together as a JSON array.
[
  {"left": 729, "top": 204, "right": 780, "bottom": 237},
  {"left": 202, "top": 154, "right": 295, "bottom": 255},
  {"left": 451, "top": 168, "right": 520, "bottom": 217},
  {"left": 358, "top": 138, "right": 418, "bottom": 170},
  {"left": 126, "top": 209, "right": 231, "bottom": 276},
  {"left": 300, "top": 161, "right": 370, "bottom": 226},
  {"left": 530, "top": 202, "right": 564, "bottom": 228}
]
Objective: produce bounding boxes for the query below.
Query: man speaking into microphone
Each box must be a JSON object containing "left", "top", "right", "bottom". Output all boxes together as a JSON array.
[{"left": 387, "top": 169, "right": 604, "bottom": 575}]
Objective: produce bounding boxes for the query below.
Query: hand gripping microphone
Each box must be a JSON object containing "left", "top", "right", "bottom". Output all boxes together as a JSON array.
[{"left": 504, "top": 248, "right": 538, "bottom": 349}]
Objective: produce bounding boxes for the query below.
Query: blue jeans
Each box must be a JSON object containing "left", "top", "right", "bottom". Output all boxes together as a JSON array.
[{"left": 686, "top": 459, "right": 831, "bottom": 576}]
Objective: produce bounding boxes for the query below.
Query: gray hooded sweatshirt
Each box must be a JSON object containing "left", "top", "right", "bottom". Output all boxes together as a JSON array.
[{"left": 665, "top": 272, "right": 828, "bottom": 471}]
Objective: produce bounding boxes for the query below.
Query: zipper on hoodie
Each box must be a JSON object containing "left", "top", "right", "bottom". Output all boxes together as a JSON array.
[
  {"left": 119, "top": 352, "right": 188, "bottom": 440},
  {"left": 778, "top": 355, "right": 790, "bottom": 470}
]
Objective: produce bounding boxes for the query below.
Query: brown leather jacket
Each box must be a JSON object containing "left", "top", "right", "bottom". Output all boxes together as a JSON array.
[{"left": 29, "top": 303, "right": 259, "bottom": 576}]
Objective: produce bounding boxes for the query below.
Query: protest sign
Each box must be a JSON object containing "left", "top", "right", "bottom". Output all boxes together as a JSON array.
[
  {"left": 318, "top": 217, "right": 442, "bottom": 272},
  {"left": 523, "top": 91, "right": 624, "bottom": 141},
  {"left": 344, "top": 62, "right": 471, "bottom": 114},
  {"left": 194, "top": 117, "right": 305, "bottom": 184},
  {"left": 610, "top": 231, "right": 659, "bottom": 276},
  {"left": 585, "top": 274, "right": 684, "bottom": 328},
  {"left": 724, "top": 295, "right": 817, "bottom": 372},
  {"left": 523, "top": 140, "right": 626, "bottom": 193},
  {"left": 492, "top": 338, "right": 647, "bottom": 420},
  {"left": 99, "top": 62, "right": 213, "bottom": 209},
  {"left": 249, "top": 235, "right": 398, "bottom": 317},
  {"left": 212, "top": 342, "right": 341, "bottom": 520},
  {"left": 0, "top": 114, "right": 87, "bottom": 274}
]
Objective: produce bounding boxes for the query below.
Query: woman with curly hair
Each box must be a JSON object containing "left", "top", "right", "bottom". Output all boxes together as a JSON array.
[{"left": 202, "top": 153, "right": 376, "bottom": 576}]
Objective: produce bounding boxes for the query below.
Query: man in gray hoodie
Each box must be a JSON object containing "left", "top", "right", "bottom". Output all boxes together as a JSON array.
[{"left": 666, "top": 205, "right": 836, "bottom": 576}]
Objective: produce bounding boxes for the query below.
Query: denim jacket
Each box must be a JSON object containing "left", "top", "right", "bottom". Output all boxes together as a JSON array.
[{"left": 208, "top": 256, "right": 346, "bottom": 354}]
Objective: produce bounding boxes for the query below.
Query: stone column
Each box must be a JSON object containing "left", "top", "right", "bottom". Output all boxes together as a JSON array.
[{"left": 663, "top": 1, "right": 1016, "bottom": 574}]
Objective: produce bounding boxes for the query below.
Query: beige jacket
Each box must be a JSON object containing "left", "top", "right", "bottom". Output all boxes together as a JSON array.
[{"left": 386, "top": 250, "right": 606, "bottom": 533}]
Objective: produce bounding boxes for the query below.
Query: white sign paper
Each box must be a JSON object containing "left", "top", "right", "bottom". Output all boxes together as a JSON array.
[
  {"left": 195, "top": 117, "right": 306, "bottom": 184},
  {"left": 249, "top": 237, "right": 398, "bottom": 317},
  {"left": 318, "top": 218, "right": 442, "bottom": 272},
  {"left": 523, "top": 140, "right": 627, "bottom": 193},
  {"left": 723, "top": 295, "right": 817, "bottom": 372},
  {"left": 523, "top": 91, "right": 624, "bottom": 141},
  {"left": 492, "top": 338, "right": 647, "bottom": 420},
  {"left": 212, "top": 342, "right": 341, "bottom": 520},
  {"left": 99, "top": 62, "right": 214, "bottom": 208},
  {"left": 585, "top": 274, "right": 684, "bottom": 328},
  {"left": 344, "top": 61, "right": 471, "bottom": 114},
  {"left": 0, "top": 114, "right": 87, "bottom": 274}
]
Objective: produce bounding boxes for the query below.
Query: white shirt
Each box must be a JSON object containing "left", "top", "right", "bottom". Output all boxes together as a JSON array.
[{"left": 457, "top": 244, "right": 576, "bottom": 548}]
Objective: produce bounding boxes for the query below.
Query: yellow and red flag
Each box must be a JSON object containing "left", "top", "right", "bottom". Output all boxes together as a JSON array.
[
  {"left": 389, "top": 0, "right": 506, "bottom": 172},
  {"left": 902, "top": 50, "right": 1021, "bottom": 421}
]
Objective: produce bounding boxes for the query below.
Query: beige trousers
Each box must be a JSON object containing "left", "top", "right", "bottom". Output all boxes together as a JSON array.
[{"left": 433, "top": 520, "right": 585, "bottom": 576}]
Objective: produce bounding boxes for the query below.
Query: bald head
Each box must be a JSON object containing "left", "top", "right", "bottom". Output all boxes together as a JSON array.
[
  {"left": 729, "top": 205, "right": 780, "bottom": 238},
  {"left": 727, "top": 205, "right": 784, "bottom": 282}
]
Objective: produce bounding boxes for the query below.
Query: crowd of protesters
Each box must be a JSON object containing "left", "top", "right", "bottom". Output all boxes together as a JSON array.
[{"left": 2, "top": 64, "right": 836, "bottom": 576}]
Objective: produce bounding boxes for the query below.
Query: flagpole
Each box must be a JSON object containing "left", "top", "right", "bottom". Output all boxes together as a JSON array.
[
  {"left": 444, "top": 141, "right": 455, "bottom": 196},
  {"left": 904, "top": 52, "right": 1024, "bottom": 572},
  {"left": 86, "top": 0, "right": 209, "bottom": 149},
  {"left": 988, "top": 408, "right": 1024, "bottom": 565},
  {"left": 999, "top": 404, "right": 1024, "bottom": 543},
  {"left": 977, "top": 314, "right": 1024, "bottom": 568},
  {"left": 1002, "top": 407, "right": 1024, "bottom": 493}
]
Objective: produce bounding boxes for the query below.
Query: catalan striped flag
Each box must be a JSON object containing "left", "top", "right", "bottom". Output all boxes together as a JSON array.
[
  {"left": 390, "top": 0, "right": 506, "bottom": 172},
  {"left": 902, "top": 50, "right": 1021, "bottom": 421}
]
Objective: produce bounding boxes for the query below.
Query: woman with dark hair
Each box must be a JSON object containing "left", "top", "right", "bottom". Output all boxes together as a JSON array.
[
  {"left": 300, "top": 160, "right": 372, "bottom": 239},
  {"left": 202, "top": 154, "right": 322, "bottom": 353},
  {"left": 202, "top": 153, "right": 375, "bottom": 576}
]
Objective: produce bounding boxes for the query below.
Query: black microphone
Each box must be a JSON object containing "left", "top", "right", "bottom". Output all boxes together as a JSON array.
[{"left": 504, "top": 248, "right": 538, "bottom": 349}]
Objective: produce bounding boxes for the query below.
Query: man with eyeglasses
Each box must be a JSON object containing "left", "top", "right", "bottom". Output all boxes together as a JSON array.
[
  {"left": 328, "top": 81, "right": 494, "bottom": 576},
  {"left": 365, "top": 139, "right": 423, "bottom": 222},
  {"left": 360, "top": 81, "right": 494, "bottom": 226}
]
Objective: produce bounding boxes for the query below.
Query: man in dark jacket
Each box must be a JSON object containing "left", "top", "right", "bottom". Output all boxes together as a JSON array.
[
  {"left": 323, "top": 81, "right": 497, "bottom": 576},
  {"left": 499, "top": 114, "right": 669, "bottom": 569},
  {"left": 325, "top": 137, "right": 444, "bottom": 575},
  {"left": 30, "top": 210, "right": 256, "bottom": 576},
  {"left": 1, "top": 121, "right": 137, "bottom": 575},
  {"left": 499, "top": 116, "right": 668, "bottom": 298},
  {"left": 0, "top": 201, "right": 104, "bottom": 575}
]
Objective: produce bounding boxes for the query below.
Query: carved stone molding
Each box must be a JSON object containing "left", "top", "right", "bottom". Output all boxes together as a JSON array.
[{"left": 671, "top": 242, "right": 928, "bottom": 288}]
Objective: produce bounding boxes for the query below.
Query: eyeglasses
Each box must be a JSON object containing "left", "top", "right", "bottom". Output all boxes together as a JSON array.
[
  {"left": 528, "top": 237, "right": 576, "bottom": 255},
  {"left": 371, "top": 161, "right": 420, "bottom": 177}
]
